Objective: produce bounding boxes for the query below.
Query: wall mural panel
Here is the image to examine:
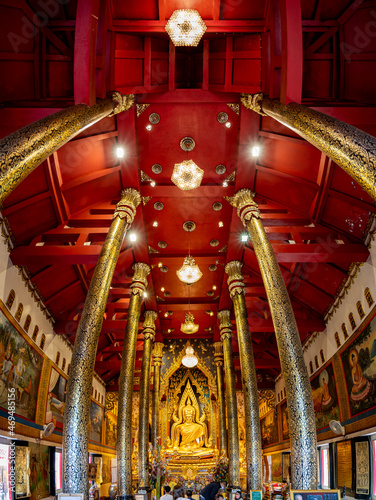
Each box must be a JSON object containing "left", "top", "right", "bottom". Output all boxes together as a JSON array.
[
  {"left": 341, "top": 315, "right": 376, "bottom": 417},
  {"left": 90, "top": 400, "right": 103, "bottom": 443},
  {"left": 261, "top": 411, "right": 279, "bottom": 448},
  {"left": 105, "top": 412, "right": 117, "bottom": 448},
  {"left": 281, "top": 401, "right": 289, "bottom": 441},
  {"left": 29, "top": 442, "right": 49, "bottom": 500},
  {"left": 0, "top": 303, "right": 43, "bottom": 421},
  {"left": 45, "top": 368, "right": 66, "bottom": 430},
  {"left": 310, "top": 362, "right": 340, "bottom": 430}
]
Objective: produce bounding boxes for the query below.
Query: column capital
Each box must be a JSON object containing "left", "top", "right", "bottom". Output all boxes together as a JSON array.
[
  {"left": 240, "top": 93, "right": 267, "bottom": 116},
  {"left": 153, "top": 342, "right": 164, "bottom": 366},
  {"left": 142, "top": 310, "right": 157, "bottom": 340},
  {"left": 218, "top": 310, "right": 232, "bottom": 340},
  {"left": 130, "top": 263, "right": 151, "bottom": 296},
  {"left": 113, "top": 188, "right": 141, "bottom": 226},
  {"left": 109, "top": 91, "right": 135, "bottom": 116},
  {"left": 213, "top": 341, "right": 224, "bottom": 366},
  {"left": 225, "top": 261, "right": 245, "bottom": 298},
  {"left": 225, "top": 188, "right": 261, "bottom": 226}
]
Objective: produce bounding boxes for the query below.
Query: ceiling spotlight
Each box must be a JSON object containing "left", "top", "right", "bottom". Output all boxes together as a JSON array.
[
  {"left": 116, "top": 147, "right": 124, "bottom": 158},
  {"left": 150, "top": 180, "right": 156, "bottom": 187},
  {"left": 130, "top": 233, "right": 137, "bottom": 242},
  {"left": 153, "top": 221, "right": 158, "bottom": 227},
  {"left": 241, "top": 234, "right": 248, "bottom": 242},
  {"left": 223, "top": 181, "right": 228, "bottom": 187},
  {"left": 161, "top": 287, "right": 165, "bottom": 292},
  {"left": 167, "top": 329, "right": 171, "bottom": 333},
  {"left": 158, "top": 262, "right": 163, "bottom": 268},
  {"left": 218, "top": 221, "right": 224, "bottom": 227},
  {"left": 210, "top": 311, "right": 214, "bottom": 316},
  {"left": 225, "top": 122, "right": 231, "bottom": 128},
  {"left": 146, "top": 124, "right": 152, "bottom": 131},
  {"left": 252, "top": 146, "right": 260, "bottom": 157},
  {"left": 164, "top": 312, "right": 168, "bottom": 318},
  {"left": 143, "top": 292, "right": 147, "bottom": 298},
  {"left": 212, "top": 285, "right": 217, "bottom": 290}
]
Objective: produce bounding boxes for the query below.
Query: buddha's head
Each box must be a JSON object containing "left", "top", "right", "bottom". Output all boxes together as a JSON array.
[{"left": 182, "top": 398, "right": 195, "bottom": 422}]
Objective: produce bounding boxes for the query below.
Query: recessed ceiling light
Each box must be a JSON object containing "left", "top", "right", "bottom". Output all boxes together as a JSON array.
[
  {"left": 225, "top": 122, "right": 231, "bottom": 128},
  {"left": 158, "top": 262, "right": 163, "bottom": 268},
  {"left": 223, "top": 181, "right": 228, "bottom": 187},
  {"left": 164, "top": 312, "right": 168, "bottom": 317},
  {"left": 130, "top": 233, "right": 137, "bottom": 242},
  {"left": 161, "top": 287, "right": 165, "bottom": 292},
  {"left": 212, "top": 285, "right": 217, "bottom": 290},
  {"left": 218, "top": 221, "right": 224, "bottom": 227},
  {"left": 146, "top": 124, "right": 152, "bottom": 131},
  {"left": 150, "top": 181, "right": 156, "bottom": 187},
  {"left": 153, "top": 221, "right": 158, "bottom": 227},
  {"left": 241, "top": 234, "right": 248, "bottom": 242},
  {"left": 116, "top": 147, "right": 124, "bottom": 158},
  {"left": 252, "top": 146, "right": 260, "bottom": 157},
  {"left": 143, "top": 292, "right": 147, "bottom": 298}
]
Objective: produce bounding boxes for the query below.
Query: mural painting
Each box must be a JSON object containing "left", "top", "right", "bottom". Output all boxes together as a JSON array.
[
  {"left": 261, "top": 411, "right": 279, "bottom": 447},
  {"left": 45, "top": 368, "right": 66, "bottom": 429},
  {"left": 29, "top": 442, "right": 49, "bottom": 500},
  {"left": 271, "top": 452, "right": 282, "bottom": 481},
  {"left": 311, "top": 363, "right": 340, "bottom": 430},
  {"left": 0, "top": 306, "right": 43, "bottom": 420},
  {"left": 105, "top": 412, "right": 117, "bottom": 448},
  {"left": 341, "top": 315, "right": 376, "bottom": 417},
  {"left": 90, "top": 400, "right": 103, "bottom": 443},
  {"left": 281, "top": 401, "right": 289, "bottom": 441}
]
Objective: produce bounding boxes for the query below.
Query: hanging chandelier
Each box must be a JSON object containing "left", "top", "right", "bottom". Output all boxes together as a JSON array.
[
  {"left": 181, "top": 342, "right": 198, "bottom": 367},
  {"left": 181, "top": 312, "right": 199, "bottom": 334},
  {"left": 165, "top": 10, "right": 207, "bottom": 47},
  {"left": 171, "top": 159, "right": 204, "bottom": 191},
  {"left": 176, "top": 221, "right": 202, "bottom": 285}
]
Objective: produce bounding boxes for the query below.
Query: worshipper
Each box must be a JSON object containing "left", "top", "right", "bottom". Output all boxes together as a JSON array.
[
  {"left": 160, "top": 486, "right": 174, "bottom": 500},
  {"left": 234, "top": 490, "right": 242, "bottom": 500},
  {"left": 174, "top": 486, "right": 186, "bottom": 500},
  {"left": 200, "top": 481, "right": 227, "bottom": 500}
]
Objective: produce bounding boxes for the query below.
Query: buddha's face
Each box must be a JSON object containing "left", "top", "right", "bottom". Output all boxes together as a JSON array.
[{"left": 183, "top": 405, "right": 194, "bottom": 422}]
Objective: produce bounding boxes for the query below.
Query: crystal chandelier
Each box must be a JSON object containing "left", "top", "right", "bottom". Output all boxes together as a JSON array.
[
  {"left": 182, "top": 342, "right": 198, "bottom": 367},
  {"left": 176, "top": 221, "right": 203, "bottom": 285},
  {"left": 171, "top": 159, "right": 204, "bottom": 191},
  {"left": 165, "top": 10, "right": 207, "bottom": 47},
  {"left": 181, "top": 312, "right": 199, "bottom": 334}
]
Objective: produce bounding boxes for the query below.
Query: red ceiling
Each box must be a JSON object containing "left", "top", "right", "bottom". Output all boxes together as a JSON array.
[{"left": 0, "top": 0, "right": 375, "bottom": 390}]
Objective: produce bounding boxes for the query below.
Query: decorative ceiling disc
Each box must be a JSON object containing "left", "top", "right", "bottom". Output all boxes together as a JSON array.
[
  {"left": 217, "top": 112, "right": 229, "bottom": 123},
  {"left": 207, "top": 290, "right": 214, "bottom": 296},
  {"left": 154, "top": 201, "right": 164, "bottom": 211},
  {"left": 164, "top": 291, "right": 171, "bottom": 297},
  {"left": 180, "top": 137, "right": 195, "bottom": 151},
  {"left": 152, "top": 164, "right": 163, "bottom": 174},
  {"left": 161, "top": 266, "right": 169, "bottom": 273},
  {"left": 212, "top": 202, "right": 222, "bottom": 211},
  {"left": 215, "top": 164, "right": 226, "bottom": 175},
  {"left": 149, "top": 113, "right": 160, "bottom": 124},
  {"left": 158, "top": 241, "right": 167, "bottom": 248},
  {"left": 183, "top": 220, "right": 196, "bottom": 232},
  {"left": 209, "top": 264, "right": 217, "bottom": 271},
  {"left": 210, "top": 239, "right": 219, "bottom": 247}
]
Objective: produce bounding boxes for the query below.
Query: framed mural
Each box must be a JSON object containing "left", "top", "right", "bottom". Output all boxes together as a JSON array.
[
  {"left": 290, "top": 490, "right": 340, "bottom": 500},
  {"left": 105, "top": 412, "right": 117, "bottom": 448},
  {"left": 0, "top": 303, "right": 44, "bottom": 421},
  {"left": 90, "top": 400, "right": 103, "bottom": 443},
  {"left": 260, "top": 411, "right": 279, "bottom": 447},
  {"left": 310, "top": 363, "right": 340, "bottom": 430},
  {"left": 271, "top": 452, "right": 282, "bottom": 481},
  {"left": 281, "top": 402, "right": 289, "bottom": 441},
  {"left": 282, "top": 453, "right": 290, "bottom": 482},
  {"left": 353, "top": 437, "right": 372, "bottom": 499},
  {"left": 341, "top": 315, "right": 376, "bottom": 417},
  {"left": 29, "top": 442, "right": 49, "bottom": 500},
  {"left": 45, "top": 368, "right": 67, "bottom": 430}
]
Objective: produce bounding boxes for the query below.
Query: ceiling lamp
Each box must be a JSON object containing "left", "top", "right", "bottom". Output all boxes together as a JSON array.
[
  {"left": 181, "top": 342, "right": 198, "bottom": 367},
  {"left": 165, "top": 10, "right": 207, "bottom": 47},
  {"left": 171, "top": 160, "right": 203, "bottom": 191},
  {"left": 181, "top": 312, "right": 199, "bottom": 335},
  {"left": 176, "top": 221, "right": 202, "bottom": 285}
]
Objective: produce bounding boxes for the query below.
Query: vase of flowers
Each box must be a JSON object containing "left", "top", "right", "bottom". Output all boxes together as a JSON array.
[
  {"left": 149, "top": 438, "right": 172, "bottom": 500},
  {"left": 210, "top": 454, "right": 229, "bottom": 483}
]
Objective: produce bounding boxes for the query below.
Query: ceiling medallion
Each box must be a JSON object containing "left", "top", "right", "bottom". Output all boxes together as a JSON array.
[
  {"left": 149, "top": 113, "right": 160, "bottom": 124},
  {"left": 164, "top": 291, "right": 171, "bottom": 297},
  {"left": 183, "top": 220, "right": 196, "bottom": 232},
  {"left": 215, "top": 164, "right": 226, "bottom": 175},
  {"left": 172, "top": 160, "right": 204, "bottom": 191},
  {"left": 154, "top": 201, "right": 164, "bottom": 211},
  {"left": 165, "top": 10, "right": 207, "bottom": 47},
  {"left": 158, "top": 241, "right": 167, "bottom": 248},
  {"left": 152, "top": 164, "right": 163, "bottom": 174},
  {"left": 212, "top": 202, "right": 223, "bottom": 211},
  {"left": 209, "top": 264, "right": 217, "bottom": 271},
  {"left": 207, "top": 290, "right": 214, "bottom": 297},
  {"left": 160, "top": 265, "right": 169, "bottom": 273},
  {"left": 217, "top": 112, "right": 229, "bottom": 123},
  {"left": 180, "top": 137, "right": 196, "bottom": 151},
  {"left": 210, "top": 239, "right": 219, "bottom": 247},
  {"left": 180, "top": 313, "right": 199, "bottom": 335}
]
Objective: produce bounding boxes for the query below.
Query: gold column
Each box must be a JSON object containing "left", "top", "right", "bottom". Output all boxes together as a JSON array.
[
  {"left": 225, "top": 261, "right": 262, "bottom": 491},
  {"left": 218, "top": 310, "right": 240, "bottom": 491},
  {"left": 213, "top": 342, "right": 227, "bottom": 455},
  {"left": 138, "top": 311, "right": 157, "bottom": 491},
  {"left": 62, "top": 189, "right": 141, "bottom": 496},
  {"left": 241, "top": 93, "right": 376, "bottom": 202},
  {"left": 0, "top": 92, "right": 134, "bottom": 207},
  {"left": 117, "top": 263, "right": 151, "bottom": 500},
  {"left": 226, "top": 189, "right": 317, "bottom": 489},
  {"left": 151, "top": 342, "right": 164, "bottom": 449}
]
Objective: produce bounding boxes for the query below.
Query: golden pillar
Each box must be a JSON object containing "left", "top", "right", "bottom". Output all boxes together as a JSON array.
[
  {"left": 241, "top": 93, "right": 376, "bottom": 202},
  {"left": 0, "top": 92, "right": 134, "bottom": 207},
  {"left": 62, "top": 189, "right": 141, "bottom": 496},
  {"left": 225, "top": 261, "right": 262, "bottom": 491},
  {"left": 117, "top": 263, "right": 151, "bottom": 500},
  {"left": 138, "top": 311, "right": 157, "bottom": 491},
  {"left": 226, "top": 189, "right": 317, "bottom": 489},
  {"left": 218, "top": 310, "right": 240, "bottom": 491},
  {"left": 151, "top": 342, "right": 164, "bottom": 449},
  {"left": 213, "top": 342, "right": 227, "bottom": 455}
]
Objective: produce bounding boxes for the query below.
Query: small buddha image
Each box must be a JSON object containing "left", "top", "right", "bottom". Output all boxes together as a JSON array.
[
  {"left": 319, "top": 370, "right": 334, "bottom": 412},
  {"left": 349, "top": 348, "right": 373, "bottom": 402}
]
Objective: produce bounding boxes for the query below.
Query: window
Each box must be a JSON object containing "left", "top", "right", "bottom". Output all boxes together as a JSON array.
[
  {"left": 32, "top": 325, "right": 39, "bottom": 342},
  {"left": 23, "top": 314, "right": 31, "bottom": 332},
  {"left": 349, "top": 313, "right": 356, "bottom": 330},
  {"left": 284, "top": 388, "right": 286, "bottom": 397},
  {"left": 357, "top": 301, "right": 365, "bottom": 319},
  {"left": 55, "top": 352, "right": 60, "bottom": 366},
  {"left": 315, "top": 355, "right": 319, "bottom": 369},
  {"left": 55, "top": 449, "right": 63, "bottom": 493},
  {"left": 278, "top": 393, "right": 280, "bottom": 402},
  {"left": 365, "top": 287, "right": 374, "bottom": 307},
  {"left": 320, "top": 349, "right": 325, "bottom": 364},
  {"left": 15, "top": 303, "right": 23, "bottom": 322},
  {"left": 342, "top": 323, "right": 348, "bottom": 340},
  {"left": 310, "top": 361, "right": 314, "bottom": 374},
  {"left": 67, "top": 363, "right": 71, "bottom": 375},
  {"left": 101, "top": 395, "right": 104, "bottom": 405},
  {"left": 62, "top": 358, "right": 66, "bottom": 371},
  {"left": 95, "top": 389, "right": 97, "bottom": 400},
  {"left": 320, "top": 445, "right": 330, "bottom": 489},
  {"left": 335, "top": 332, "right": 341, "bottom": 348},
  {"left": 40, "top": 334, "right": 46, "bottom": 351},
  {"left": 6, "top": 289, "right": 15, "bottom": 310}
]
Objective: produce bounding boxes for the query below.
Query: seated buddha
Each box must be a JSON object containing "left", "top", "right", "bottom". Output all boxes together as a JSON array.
[{"left": 174, "top": 399, "right": 205, "bottom": 452}]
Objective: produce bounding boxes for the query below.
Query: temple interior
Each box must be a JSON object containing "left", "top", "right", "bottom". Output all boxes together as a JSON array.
[{"left": 0, "top": 1, "right": 376, "bottom": 500}]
